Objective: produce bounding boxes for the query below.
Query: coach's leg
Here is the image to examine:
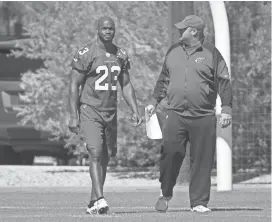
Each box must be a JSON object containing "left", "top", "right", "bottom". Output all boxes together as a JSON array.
[
  {"left": 188, "top": 115, "right": 216, "bottom": 208},
  {"left": 159, "top": 111, "right": 189, "bottom": 197}
]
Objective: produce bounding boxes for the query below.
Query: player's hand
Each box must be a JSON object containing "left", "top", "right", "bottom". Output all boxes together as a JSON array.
[
  {"left": 68, "top": 117, "right": 80, "bottom": 134},
  {"left": 219, "top": 113, "right": 232, "bottom": 128},
  {"left": 146, "top": 104, "right": 156, "bottom": 117},
  {"left": 132, "top": 112, "right": 143, "bottom": 126}
]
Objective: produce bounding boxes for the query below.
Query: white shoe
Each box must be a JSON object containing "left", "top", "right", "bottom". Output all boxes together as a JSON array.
[
  {"left": 86, "top": 201, "right": 98, "bottom": 214},
  {"left": 191, "top": 205, "right": 211, "bottom": 212},
  {"left": 155, "top": 190, "right": 172, "bottom": 212},
  {"left": 97, "top": 198, "right": 109, "bottom": 214}
]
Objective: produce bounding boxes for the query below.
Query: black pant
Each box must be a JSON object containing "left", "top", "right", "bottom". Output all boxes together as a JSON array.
[{"left": 159, "top": 110, "right": 216, "bottom": 207}]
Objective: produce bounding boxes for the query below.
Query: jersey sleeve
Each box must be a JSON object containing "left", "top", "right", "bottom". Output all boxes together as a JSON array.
[
  {"left": 70, "top": 46, "right": 91, "bottom": 73},
  {"left": 117, "top": 48, "right": 131, "bottom": 71}
]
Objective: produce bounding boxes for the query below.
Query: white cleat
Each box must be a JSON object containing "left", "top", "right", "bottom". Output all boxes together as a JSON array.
[
  {"left": 86, "top": 201, "right": 98, "bottom": 214},
  {"left": 191, "top": 205, "right": 211, "bottom": 213},
  {"left": 97, "top": 198, "right": 109, "bottom": 214}
]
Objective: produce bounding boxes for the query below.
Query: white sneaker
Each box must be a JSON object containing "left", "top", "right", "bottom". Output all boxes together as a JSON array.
[
  {"left": 86, "top": 201, "right": 98, "bottom": 214},
  {"left": 97, "top": 198, "right": 109, "bottom": 214},
  {"left": 191, "top": 205, "right": 211, "bottom": 212},
  {"left": 155, "top": 190, "right": 172, "bottom": 212}
]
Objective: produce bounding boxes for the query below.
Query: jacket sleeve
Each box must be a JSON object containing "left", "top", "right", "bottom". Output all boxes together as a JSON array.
[
  {"left": 214, "top": 48, "right": 233, "bottom": 115},
  {"left": 150, "top": 59, "right": 170, "bottom": 107}
]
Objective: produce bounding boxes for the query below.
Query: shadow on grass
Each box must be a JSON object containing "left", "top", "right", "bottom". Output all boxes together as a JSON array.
[
  {"left": 44, "top": 167, "right": 159, "bottom": 179},
  {"left": 107, "top": 166, "right": 160, "bottom": 180},
  {"left": 111, "top": 171, "right": 159, "bottom": 180},
  {"left": 209, "top": 207, "right": 263, "bottom": 211},
  {"left": 45, "top": 169, "right": 88, "bottom": 174},
  {"left": 112, "top": 207, "right": 263, "bottom": 215}
]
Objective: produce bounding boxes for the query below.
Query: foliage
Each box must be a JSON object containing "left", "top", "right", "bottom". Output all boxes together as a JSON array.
[
  {"left": 225, "top": 1, "right": 271, "bottom": 172},
  {"left": 2, "top": 2, "right": 270, "bottom": 170}
]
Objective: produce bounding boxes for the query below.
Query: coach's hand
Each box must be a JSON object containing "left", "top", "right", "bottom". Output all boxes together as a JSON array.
[
  {"left": 68, "top": 117, "right": 80, "bottom": 134},
  {"left": 146, "top": 104, "right": 156, "bottom": 117},
  {"left": 132, "top": 112, "right": 143, "bottom": 126},
  {"left": 219, "top": 113, "right": 232, "bottom": 128}
]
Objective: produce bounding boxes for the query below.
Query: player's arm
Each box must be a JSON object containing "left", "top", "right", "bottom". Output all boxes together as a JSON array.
[
  {"left": 68, "top": 46, "right": 89, "bottom": 133},
  {"left": 118, "top": 70, "right": 139, "bottom": 114},
  {"left": 68, "top": 69, "right": 85, "bottom": 133},
  {"left": 118, "top": 70, "right": 142, "bottom": 125},
  {"left": 69, "top": 69, "right": 85, "bottom": 119}
]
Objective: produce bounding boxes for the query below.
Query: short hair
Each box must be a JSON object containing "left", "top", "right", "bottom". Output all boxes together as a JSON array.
[{"left": 96, "top": 16, "right": 115, "bottom": 29}]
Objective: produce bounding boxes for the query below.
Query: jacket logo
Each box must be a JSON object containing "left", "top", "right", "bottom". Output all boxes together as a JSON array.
[{"left": 195, "top": 57, "right": 206, "bottom": 63}]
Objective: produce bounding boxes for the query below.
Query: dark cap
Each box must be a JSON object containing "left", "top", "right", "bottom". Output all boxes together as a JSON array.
[{"left": 174, "top": 15, "right": 205, "bottom": 30}]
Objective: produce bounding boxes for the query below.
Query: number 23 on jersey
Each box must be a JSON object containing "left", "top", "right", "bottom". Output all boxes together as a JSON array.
[{"left": 95, "top": 65, "right": 121, "bottom": 91}]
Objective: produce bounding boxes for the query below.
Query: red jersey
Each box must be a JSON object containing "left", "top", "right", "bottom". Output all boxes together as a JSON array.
[{"left": 71, "top": 42, "right": 130, "bottom": 111}]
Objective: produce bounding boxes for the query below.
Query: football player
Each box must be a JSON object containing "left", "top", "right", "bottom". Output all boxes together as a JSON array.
[{"left": 68, "top": 16, "right": 142, "bottom": 214}]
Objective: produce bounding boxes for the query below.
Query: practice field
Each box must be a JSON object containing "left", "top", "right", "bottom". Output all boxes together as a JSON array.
[{"left": 0, "top": 185, "right": 270, "bottom": 222}]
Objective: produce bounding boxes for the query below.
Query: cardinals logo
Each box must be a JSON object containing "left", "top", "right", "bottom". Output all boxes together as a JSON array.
[
  {"left": 195, "top": 57, "right": 206, "bottom": 63},
  {"left": 117, "top": 48, "right": 127, "bottom": 60}
]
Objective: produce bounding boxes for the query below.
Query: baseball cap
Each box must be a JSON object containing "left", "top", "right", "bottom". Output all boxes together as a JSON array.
[{"left": 174, "top": 15, "right": 205, "bottom": 30}]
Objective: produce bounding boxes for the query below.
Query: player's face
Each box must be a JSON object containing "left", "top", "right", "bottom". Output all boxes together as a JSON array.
[{"left": 97, "top": 20, "right": 115, "bottom": 42}]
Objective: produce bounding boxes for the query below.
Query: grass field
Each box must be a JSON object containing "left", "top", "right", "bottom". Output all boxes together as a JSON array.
[{"left": 0, "top": 185, "right": 270, "bottom": 222}]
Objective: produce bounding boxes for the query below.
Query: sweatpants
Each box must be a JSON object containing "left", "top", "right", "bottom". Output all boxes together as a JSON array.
[{"left": 159, "top": 110, "right": 216, "bottom": 208}]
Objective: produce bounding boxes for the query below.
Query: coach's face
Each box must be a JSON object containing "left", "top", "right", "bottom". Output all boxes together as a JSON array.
[
  {"left": 178, "top": 27, "right": 195, "bottom": 44},
  {"left": 97, "top": 20, "right": 115, "bottom": 42}
]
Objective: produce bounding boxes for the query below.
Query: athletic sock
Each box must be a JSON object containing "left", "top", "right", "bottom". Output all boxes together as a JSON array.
[
  {"left": 97, "top": 196, "right": 105, "bottom": 201},
  {"left": 88, "top": 200, "right": 96, "bottom": 208}
]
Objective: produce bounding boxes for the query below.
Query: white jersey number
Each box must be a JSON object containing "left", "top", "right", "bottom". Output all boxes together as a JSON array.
[
  {"left": 95, "top": 65, "right": 121, "bottom": 91},
  {"left": 78, "top": 47, "right": 89, "bottom": 55}
]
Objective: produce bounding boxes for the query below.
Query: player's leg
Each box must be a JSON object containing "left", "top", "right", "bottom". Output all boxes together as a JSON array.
[
  {"left": 85, "top": 137, "right": 105, "bottom": 214},
  {"left": 92, "top": 112, "right": 116, "bottom": 214},
  {"left": 87, "top": 141, "right": 110, "bottom": 214},
  {"left": 101, "top": 141, "right": 110, "bottom": 187},
  {"left": 155, "top": 110, "right": 189, "bottom": 212},
  {"left": 89, "top": 141, "right": 109, "bottom": 203},
  {"left": 188, "top": 115, "right": 216, "bottom": 212},
  {"left": 79, "top": 105, "right": 106, "bottom": 214},
  {"left": 88, "top": 145, "right": 109, "bottom": 211}
]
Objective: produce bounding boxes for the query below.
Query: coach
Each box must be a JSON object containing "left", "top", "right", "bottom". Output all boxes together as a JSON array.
[{"left": 146, "top": 15, "right": 232, "bottom": 213}]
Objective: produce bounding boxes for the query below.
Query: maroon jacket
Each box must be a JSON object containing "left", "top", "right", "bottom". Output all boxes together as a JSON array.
[{"left": 151, "top": 42, "right": 232, "bottom": 117}]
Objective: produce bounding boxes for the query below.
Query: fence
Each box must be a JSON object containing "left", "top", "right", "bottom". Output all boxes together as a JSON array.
[
  {"left": 232, "top": 104, "right": 271, "bottom": 183},
  {"left": 194, "top": 1, "right": 271, "bottom": 184}
]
